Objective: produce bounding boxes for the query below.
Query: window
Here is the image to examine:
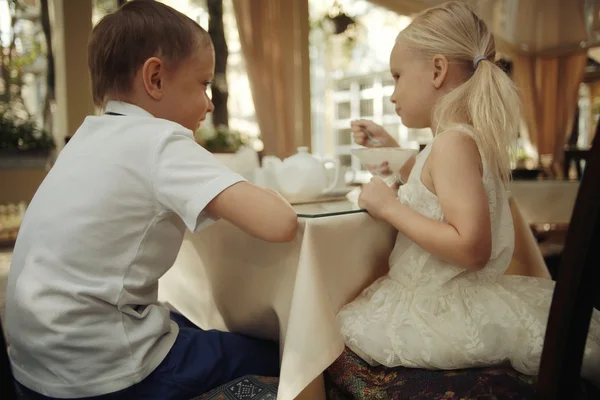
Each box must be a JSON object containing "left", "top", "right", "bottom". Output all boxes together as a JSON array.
[
  {"left": 155, "top": 0, "right": 260, "bottom": 139},
  {"left": 359, "top": 81, "right": 373, "bottom": 91},
  {"left": 310, "top": 0, "right": 419, "bottom": 170},
  {"left": 337, "top": 101, "right": 352, "bottom": 120},
  {"left": 382, "top": 96, "right": 395, "bottom": 115},
  {"left": 338, "top": 128, "right": 352, "bottom": 146},
  {"left": 359, "top": 99, "right": 374, "bottom": 117}
]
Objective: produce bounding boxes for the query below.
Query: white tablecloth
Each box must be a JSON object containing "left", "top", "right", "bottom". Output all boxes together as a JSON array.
[{"left": 158, "top": 205, "right": 397, "bottom": 399}]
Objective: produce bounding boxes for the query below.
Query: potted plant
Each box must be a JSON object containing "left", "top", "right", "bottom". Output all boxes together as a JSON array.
[
  {"left": 0, "top": 113, "right": 55, "bottom": 167},
  {"left": 511, "top": 140, "right": 541, "bottom": 180},
  {"left": 195, "top": 125, "right": 247, "bottom": 154},
  {"left": 312, "top": 0, "right": 360, "bottom": 60},
  {"left": 195, "top": 125, "right": 261, "bottom": 181}
]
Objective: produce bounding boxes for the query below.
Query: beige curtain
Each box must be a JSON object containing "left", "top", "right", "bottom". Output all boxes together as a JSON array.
[
  {"left": 512, "top": 53, "right": 587, "bottom": 176},
  {"left": 232, "top": 0, "right": 311, "bottom": 159},
  {"left": 367, "top": 0, "right": 426, "bottom": 15}
]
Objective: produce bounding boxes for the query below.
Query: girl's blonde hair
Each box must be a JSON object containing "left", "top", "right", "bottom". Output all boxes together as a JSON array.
[{"left": 398, "top": 1, "right": 519, "bottom": 185}]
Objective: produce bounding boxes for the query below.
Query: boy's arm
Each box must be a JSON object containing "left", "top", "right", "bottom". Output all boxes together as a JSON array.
[
  {"left": 206, "top": 182, "right": 298, "bottom": 243},
  {"left": 153, "top": 131, "right": 298, "bottom": 243}
]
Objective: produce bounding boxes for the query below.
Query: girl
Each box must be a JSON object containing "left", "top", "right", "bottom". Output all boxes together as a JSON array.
[{"left": 338, "top": 1, "right": 600, "bottom": 385}]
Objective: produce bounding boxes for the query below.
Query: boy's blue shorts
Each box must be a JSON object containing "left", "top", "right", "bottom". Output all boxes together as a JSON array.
[{"left": 15, "top": 312, "right": 280, "bottom": 400}]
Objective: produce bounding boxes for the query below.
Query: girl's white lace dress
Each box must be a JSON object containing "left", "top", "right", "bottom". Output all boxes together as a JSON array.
[{"left": 337, "top": 134, "right": 600, "bottom": 386}]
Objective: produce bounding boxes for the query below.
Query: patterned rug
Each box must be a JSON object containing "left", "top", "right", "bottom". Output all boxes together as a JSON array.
[{"left": 194, "top": 375, "right": 278, "bottom": 400}]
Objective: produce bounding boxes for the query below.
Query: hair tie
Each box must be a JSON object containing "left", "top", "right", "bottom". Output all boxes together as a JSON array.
[{"left": 473, "top": 55, "right": 487, "bottom": 69}]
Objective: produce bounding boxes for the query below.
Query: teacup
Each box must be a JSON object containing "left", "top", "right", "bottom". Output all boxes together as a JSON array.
[{"left": 350, "top": 147, "right": 418, "bottom": 177}]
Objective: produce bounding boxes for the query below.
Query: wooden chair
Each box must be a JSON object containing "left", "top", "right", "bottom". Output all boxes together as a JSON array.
[
  {"left": 538, "top": 117, "right": 600, "bottom": 399},
  {"left": 323, "top": 128, "right": 600, "bottom": 399},
  {"left": 563, "top": 106, "right": 591, "bottom": 180},
  {"left": 564, "top": 145, "right": 590, "bottom": 180}
]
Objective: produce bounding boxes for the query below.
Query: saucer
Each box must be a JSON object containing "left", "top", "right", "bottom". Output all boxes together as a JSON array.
[{"left": 284, "top": 186, "right": 354, "bottom": 205}]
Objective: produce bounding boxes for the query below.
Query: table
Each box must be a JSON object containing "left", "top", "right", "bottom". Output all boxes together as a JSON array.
[
  {"left": 509, "top": 180, "right": 579, "bottom": 225},
  {"left": 158, "top": 201, "right": 397, "bottom": 399}
]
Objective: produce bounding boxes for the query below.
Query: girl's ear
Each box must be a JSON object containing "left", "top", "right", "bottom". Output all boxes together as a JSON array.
[{"left": 431, "top": 54, "right": 449, "bottom": 89}]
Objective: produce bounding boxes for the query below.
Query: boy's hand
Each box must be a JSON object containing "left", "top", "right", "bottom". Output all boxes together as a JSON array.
[{"left": 358, "top": 177, "right": 398, "bottom": 220}]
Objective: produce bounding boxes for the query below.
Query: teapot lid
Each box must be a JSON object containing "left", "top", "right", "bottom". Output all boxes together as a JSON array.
[{"left": 297, "top": 146, "right": 309, "bottom": 153}]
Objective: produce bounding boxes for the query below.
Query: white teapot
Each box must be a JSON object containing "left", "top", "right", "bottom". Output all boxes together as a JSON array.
[{"left": 263, "top": 147, "right": 339, "bottom": 200}]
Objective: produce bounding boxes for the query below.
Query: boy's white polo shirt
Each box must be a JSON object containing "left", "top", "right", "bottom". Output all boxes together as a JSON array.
[{"left": 6, "top": 101, "right": 246, "bottom": 398}]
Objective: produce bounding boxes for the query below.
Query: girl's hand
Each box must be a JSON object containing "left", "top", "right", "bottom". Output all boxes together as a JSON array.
[
  {"left": 351, "top": 120, "right": 399, "bottom": 148},
  {"left": 358, "top": 177, "right": 398, "bottom": 220}
]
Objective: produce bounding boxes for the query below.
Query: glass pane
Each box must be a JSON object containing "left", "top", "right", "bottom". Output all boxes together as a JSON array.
[
  {"left": 295, "top": 201, "right": 365, "bottom": 218},
  {"left": 360, "top": 99, "right": 374, "bottom": 117},
  {"left": 359, "top": 81, "right": 374, "bottom": 91},
  {"left": 339, "top": 154, "right": 352, "bottom": 167},
  {"left": 336, "top": 80, "right": 352, "bottom": 91},
  {"left": 337, "top": 101, "right": 352, "bottom": 119},
  {"left": 338, "top": 128, "right": 352, "bottom": 146},
  {"left": 383, "top": 96, "right": 395, "bottom": 115},
  {"left": 382, "top": 77, "right": 395, "bottom": 87}
]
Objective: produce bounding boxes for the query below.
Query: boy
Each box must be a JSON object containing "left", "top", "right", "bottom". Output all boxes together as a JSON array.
[{"left": 6, "top": 1, "right": 297, "bottom": 399}]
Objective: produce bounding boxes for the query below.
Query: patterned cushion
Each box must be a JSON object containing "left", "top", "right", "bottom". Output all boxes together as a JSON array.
[
  {"left": 192, "top": 348, "right": 600, "bottom": 400},
  {"left": 324, "top": 347, "right": 538, "bottom": 400},
  {"left": 194, "top": 375, "right": 279, "bottom": 400}
]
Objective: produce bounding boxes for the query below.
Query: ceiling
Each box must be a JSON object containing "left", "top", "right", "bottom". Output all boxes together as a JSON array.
[{"left": 370, "top": 0, "right": 600, "bottom": 56}]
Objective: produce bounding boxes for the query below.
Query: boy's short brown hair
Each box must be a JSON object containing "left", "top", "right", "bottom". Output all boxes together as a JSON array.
[{"left": 88, "top": 0, "right": 212, "bottom": 108}]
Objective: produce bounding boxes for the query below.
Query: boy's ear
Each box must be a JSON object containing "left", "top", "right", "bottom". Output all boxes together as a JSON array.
[
  {"left": 141, "top": 57, "right": 165, "bottom": 100},
  {"left": 431, "top": 54, "right": 449, "bottom": 89}
]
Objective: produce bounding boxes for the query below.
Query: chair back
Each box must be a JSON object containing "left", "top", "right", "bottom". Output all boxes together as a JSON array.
[{"left": 537, "top": 122, "right": 600, "bottom": 399}]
